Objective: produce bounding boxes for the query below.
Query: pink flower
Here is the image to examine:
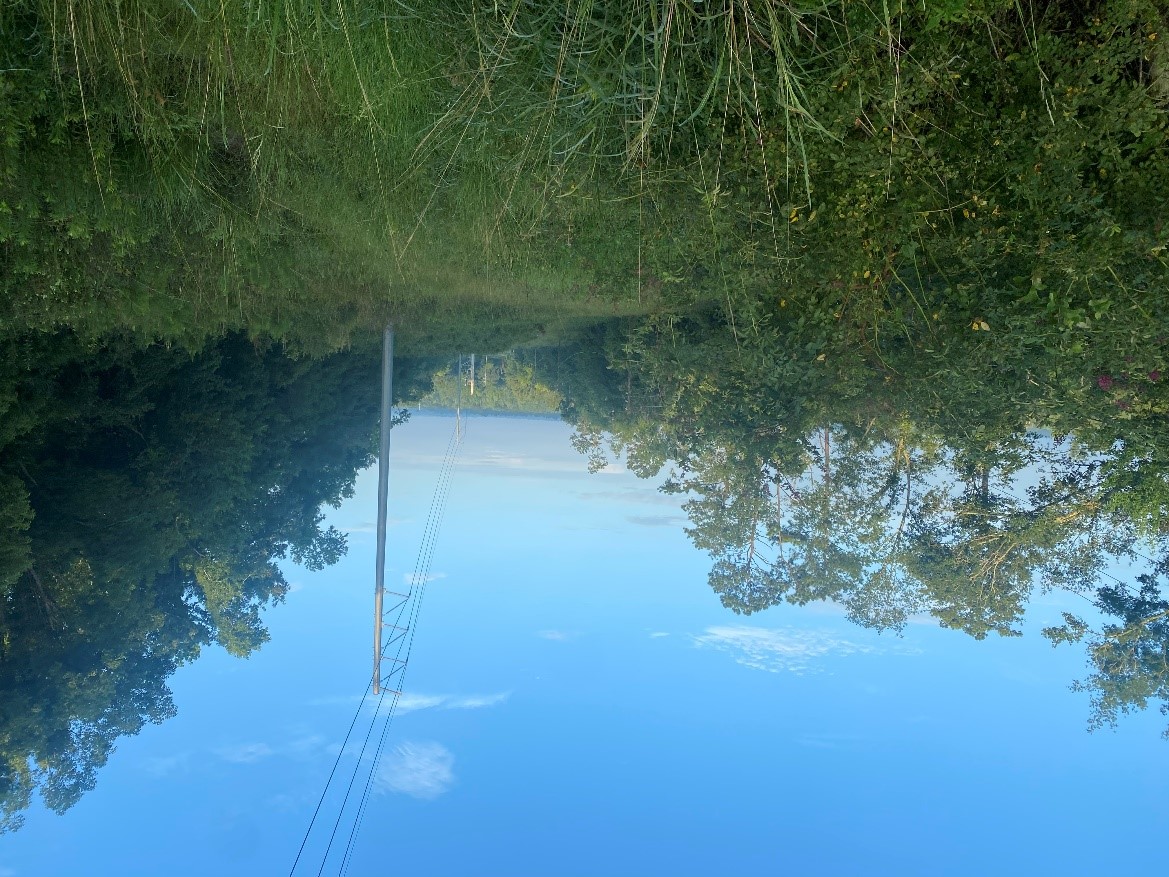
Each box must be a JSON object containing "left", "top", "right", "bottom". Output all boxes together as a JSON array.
[
  {"left": 1097, "top": 375, "right": 1114, "bottom": 390},
  {"left": 1150, "top": 370, "right": 1162, "bottom": 382}
]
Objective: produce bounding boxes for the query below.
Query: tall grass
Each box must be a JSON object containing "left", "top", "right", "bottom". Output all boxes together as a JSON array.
[{"left": 4, "top": 1, "right": 1166, "bottom": 353}]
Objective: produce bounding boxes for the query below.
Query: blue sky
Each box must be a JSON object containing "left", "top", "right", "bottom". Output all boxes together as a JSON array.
[{"left": 2, "top": 413, "right": 1166, "bottom": 876}]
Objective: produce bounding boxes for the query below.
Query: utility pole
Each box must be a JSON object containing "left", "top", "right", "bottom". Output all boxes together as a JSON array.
[{"left": 373, "top": 325, "right": 393, "bottom": 695}]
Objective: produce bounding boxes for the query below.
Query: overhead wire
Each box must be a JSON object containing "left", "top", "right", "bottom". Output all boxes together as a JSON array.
[
  {"left": 291, "top": 362, "right": 467, "bottom": 877},
  {"left": 337, "top": 412, "right": 464, "bottom": 877},
  {"left": 315, "top": 413, "right": 463, "bottom": 876},
  {"left": 288, "top": 678, "right": 376, "bottom": 876}
]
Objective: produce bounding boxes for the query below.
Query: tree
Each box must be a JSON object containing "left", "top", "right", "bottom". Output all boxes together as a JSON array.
[
  {"left": 1045, "top": 572, "right": 1169, "bottom": 738},
  {"left": 0, "top": 329, "right": 419, "bottom": 830}
]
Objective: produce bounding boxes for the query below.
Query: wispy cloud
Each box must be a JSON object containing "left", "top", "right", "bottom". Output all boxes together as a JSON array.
[
  {"left": 397, "top": 691, "right": 510, "bottom": 713},
  {"left": 577, "top": 459, "right": 631, "bottom": 476},
  {"left": 626, "top": 514, "right": 686, "bottom": 527},
  {"left": 448, "top": 451, "right": 599, "bottom": 478},
  {"left": 212, "top": 732, "right": 328, "bottom": 766},
  {"left": 285, "top": 734, "right": 327, "bottom": 757},
  {"left": 309, "top": 691, "right": 510, "bottom": 716},
  {"left": 446, "top": 693, "right": 509, "bottom": 709},
  {"left": 214, "top": 743, "right": 275, "bottom": 764},
  {"left": 138, "top": 752, "right": 192, "bottom": 779},
  {"left": 265, "top": 793, "right": 306, "bottom": 813},
  {"left": 403, "top": 571, "right": 446, "bottom": 585},
  {"left": 795, "top": 732, "right": 868, "bottom": 750},
  {"left": 693, "top": 625, "right": 911, "bottom": 675},
  {"left": 649, "top": 631, "right": 670, "bottom": 639},
  {"left": 536, "top": 629, "right": 577, "bottom": 642},
  {"left": 375, "top": 742, "right": 455, "bottom": 800},
  {"left": 395, "top": 693, "right": 448, "bottom": 714}
]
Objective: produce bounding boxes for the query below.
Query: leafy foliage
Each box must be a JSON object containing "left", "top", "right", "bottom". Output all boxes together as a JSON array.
[
  {"left": 548, "top": 296, "right": 1169, "bottom": 728},
  {"left": 1045, "top": 575, "right": 1169, "bottom": 737},
  {"left": 418, "top": 351, "right": 563, "bottom": 413},
  {"left": 0, "top": 330, "right": 407, "bottom": 830}
]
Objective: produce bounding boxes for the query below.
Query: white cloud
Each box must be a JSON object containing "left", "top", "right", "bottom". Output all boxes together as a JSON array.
[
  {"left": 394, "top": 693, "right": 448, "bottom": 714},
  {"left": 649, "top": 631, "right": 670, "bottom": 638},
  {"left": 452, "top": 450, "right": 610, "bottom": 478},
  {"left": 395, "top": 691, "right": 510, "bottom": 714},
  {"left": 309, "top": 691, "right": 509, "bottom": 716},
  {"left": 468, "top": 452, "right": 531, "bottom": 469},
  {"left": 265, "top": 793, "right": 304, "bottom": 813},
  {"left": 375, "top": 742, "right": 455, "bottom": 800},
  {"left": 597, "top": 463, "right": 632, "bottom": 475},
  {"left": 446, "top": 693, "right": 509, "bottom": 709},
  {"left": 906, "top": 612, "right": 942, "bottom": 627},
  {"left": 693, "top": 626, "right": 902, "bottom": 675},
  {"left": 402, "top": 571, "right": 446, "bottom": 585},
  {"left": 215, "top": 743, "right": 275, "bottom": 763},
  {"left": 536, "top": 630, "right": 576, "bottom": 641},
  {"left": 211, "top": 732, "right": 331, "bottom": 768},
  {"left": 139, "top": 752, "right": 191, "bottom": 778},
  {"left": 285, "top": 734, "right": 327, "bottom": 757}
]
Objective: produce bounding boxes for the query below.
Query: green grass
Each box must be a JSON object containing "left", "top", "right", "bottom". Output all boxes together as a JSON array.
[{"left": 1, "top": 1, "right": 1167, "bottom": 359}]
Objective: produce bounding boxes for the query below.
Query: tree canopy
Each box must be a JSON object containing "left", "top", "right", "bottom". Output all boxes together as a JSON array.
[
  {"left": 0, "top": 330, "right": 410, "bottom": 831},
  {"left": 546, "top": 297, "right": 1169, "bottom": 734}
]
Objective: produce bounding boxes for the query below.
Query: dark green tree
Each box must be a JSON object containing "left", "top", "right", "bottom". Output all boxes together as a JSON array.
[{"left": 0, "top": 329, "right": 416, "bottom": 830}]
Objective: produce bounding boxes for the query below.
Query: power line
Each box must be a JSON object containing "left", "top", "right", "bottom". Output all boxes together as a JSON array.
[
  {"left": 287, "top": 676, "right": 375, "bottom": 877},
  {"left": 337, "top": 414, "right": 464, "bottom": 877},
  {"left": 291, "top": 351, "right": 465, "bottom": 876},
  {"left": 319, "top": 406, "right": 462, "bottom": 876}
]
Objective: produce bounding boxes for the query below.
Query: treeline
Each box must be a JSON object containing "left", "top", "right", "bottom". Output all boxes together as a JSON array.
[
  {"left": 0, "top": 330, "right": 450, "bottom": 830},
  {"left": 542, "top": 306, "right": 1169, "bottom": 735},
  {"left": 415, "top": 352, "right": 562, "bottom": 413}
]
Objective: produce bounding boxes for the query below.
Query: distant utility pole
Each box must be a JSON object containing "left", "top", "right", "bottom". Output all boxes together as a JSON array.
[
  {"left": 469, "top": 353, "right": 476, "bottom": 396},
  {"left": 373, "top": 325, "right": 394, "bottom": 695}
]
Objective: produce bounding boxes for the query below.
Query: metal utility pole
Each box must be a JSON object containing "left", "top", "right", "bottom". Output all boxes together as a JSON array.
[{"left": 373, "top": 325, "right": 394, "bottom": 695}]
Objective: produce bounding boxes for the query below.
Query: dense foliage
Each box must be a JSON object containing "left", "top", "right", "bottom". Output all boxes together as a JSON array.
[
  {"left": 0, "top": 332, "right": 415, "bottom": 830},
  {"left": 4, "top": 2, "right": 1165, "bottom": 347},
  {"left": 546, "top": 303, "right": 1169, "bottom": 734}
]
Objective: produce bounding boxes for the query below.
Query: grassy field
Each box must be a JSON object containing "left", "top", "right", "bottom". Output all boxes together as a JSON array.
[
  {"left": 1, "top": 1, "right": 1166, "bottom": 356},
  {"left": 0, "top": 1, "right": 649, "bottom": 348}
]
